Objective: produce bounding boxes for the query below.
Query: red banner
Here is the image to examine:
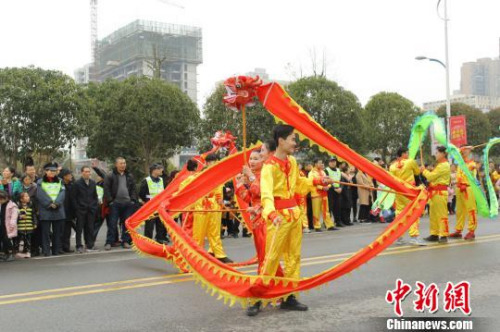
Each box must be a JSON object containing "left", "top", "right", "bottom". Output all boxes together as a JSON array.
[{"left": 450, "top": 115, "right": 467, "bottom": 147}]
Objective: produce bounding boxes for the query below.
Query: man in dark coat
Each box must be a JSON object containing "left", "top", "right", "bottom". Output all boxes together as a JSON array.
[
  {"left": 103, "top": 157, "right": 137, "bottom": 250},
  {"left": 92, "top": 162, "right": 108, "bottom": 242},
  {"left": 339, "top": 162, "right": 354, "bottom": 226},
  {"left": 72, "top": 166, "right": 99, "bottom": 252},
  {"left": 59, "top": 168, "right": 75, "bottom": 253}
]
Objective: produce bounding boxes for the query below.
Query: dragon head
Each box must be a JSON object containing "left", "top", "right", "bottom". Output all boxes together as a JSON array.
[
  {"left": 211, "top": 130, "right": 237, "bottom": 151},
  {"left": 223, "top": 75, "right": 263, "bottom": 111}
]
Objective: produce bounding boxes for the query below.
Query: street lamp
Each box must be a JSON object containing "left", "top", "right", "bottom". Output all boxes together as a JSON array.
[
  {"left": 415, "top": 0, "right": 452, "bottom": 146},
  {"left": 416, "top": 55, "right": 452, "bottom": 147},
  {"left": 415, "top": 56, "right": 446, "bottom": 69}
]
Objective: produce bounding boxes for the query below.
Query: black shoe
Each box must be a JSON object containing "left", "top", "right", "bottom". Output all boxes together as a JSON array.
[
  {"left": 336, "top": 222, "right": 345, "bottom": 227},
  {"left": 246, "top": 301, "right": 262, "bottom": 317},
  {"left": 232, "top": 233, "right": 239, "bottom": 239},
  {"left": 63, "top": 249, "right": 74, "bottom": 253},
  {"left": 424, "top": 235, "right": 439, "bottom": 242},
  {"left": 280, "top": 295, "right": 308, "bottom": 311},
  {"left": 315, "top": 228, "right": 323, "bottom": 232},
  {"left": 157, "top": 238, "right": 170, "bottom": 244},
  {"left": 344, "top": 222, "right": 354, "bottom": 226},
  {"left": 326, "top": 227, "right": 338, "bottom": 231},
  {"left": 218, "top": 257, "right": 233, "bottom": 264},
  {"left": 438, "top": 236, "right": 448, "bottom": 244}
]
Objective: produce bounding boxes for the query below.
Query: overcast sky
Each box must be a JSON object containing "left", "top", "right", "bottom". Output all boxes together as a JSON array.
[{"left": 1, "top": 0, "right": 499, "bottom": 109}]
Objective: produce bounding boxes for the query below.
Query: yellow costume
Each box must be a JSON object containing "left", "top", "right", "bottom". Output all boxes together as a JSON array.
[
  {"left": 308, "top": 167, "right": 334, "bottom": 230},
  {"left": 491, "top": 170, "right": 500, "bottom": 184},
  {"left": 454, "top": 159, "right": 477, "bottom": 234},
  {"left": 261, "top": 155, "right": 321, "bottom": 279},
  {"left": 389, "top": 158, "right": 420, "bottom": 237},
  {"left": 180, "top": 176, "right": 227, "bottom": 258},
  {"left": 423, "top": 161, "right": 451, "bottom": 238}
]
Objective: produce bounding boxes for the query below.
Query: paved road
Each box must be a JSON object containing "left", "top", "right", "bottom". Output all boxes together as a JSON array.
[{"left": 1, "top": 216, "right": 499, "bottom": 332}]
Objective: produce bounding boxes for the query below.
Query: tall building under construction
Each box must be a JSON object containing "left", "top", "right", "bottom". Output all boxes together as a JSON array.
[
  {"left": 73, "top": 19, "right": 202, "bottom": 170},
  {"left": 75, "top": 19, "right": 202, "bottom": 103}
]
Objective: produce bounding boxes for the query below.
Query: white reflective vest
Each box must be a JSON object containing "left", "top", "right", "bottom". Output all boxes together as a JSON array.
[
  {"left": 41, "top": 181, "right": 62, "bottom": 202},
  {"left": 146, "top": 176, "right": 164, "bottom": 199},
  {"left": 326, "top": 167, "right": 341, "bottom": 188}
]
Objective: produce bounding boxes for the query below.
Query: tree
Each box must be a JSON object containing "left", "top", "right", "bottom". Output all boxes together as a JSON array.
[
  {"left": 86, "top": 77, "right": 200, "bottom": 177},
  {"left": 0, "top": 67, "right": 88, "bottom": 168},
  {"left": 437, "top": 103, "right": 491, "bottom": 146},
  {"left": 286, "top": 76, "right": 366, "bottom": 155},
  {"left": 487, "top": 107, "right": 500, "bottom": 137},
  {"left": 363, "top": 92, "right": 420, "bottom": 161},
  {"left": 198, "top": 83, "right": 275, "bottom": 151},
  {"left": 486, "top": 107, "right": 500, "bottom": 158}
]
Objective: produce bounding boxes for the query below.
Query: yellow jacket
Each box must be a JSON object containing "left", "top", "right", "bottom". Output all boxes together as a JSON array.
[
  {"left": 423, "top": 161, "right": 451, "bottom": 186},
  {"left": 261, "top": 155, "right": 315, "bottom": 221},
  {"left": 492, "top": 170, "right": 500, "bottom": 183},
  {"left": 456, "top": 159, "right": 476, "bottom": 186},
  {"left": 308, "top": 167, "right": 330, "bottom": 198},
  {"left": 179, "top": 173, "right": 223, "bottom": 211},
  {"left": 389, "top": 158, "right": 420, "bottom": 185},
  {"left": 179, "top": 173, "right": 203, "bottom": 210}
]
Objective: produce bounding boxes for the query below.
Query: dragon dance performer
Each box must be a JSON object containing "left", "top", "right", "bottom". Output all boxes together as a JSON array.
[
  {"left": 296, "top": 164, "right": 310, "bottom": 233},
  {"left": 179, "top": 160, "right": 199, "bottom": 237},
  {"left": 246, "top": 125, "right": 335, "bottom": 317},
  {"left": 389, "top": 147, "right": 425, "bottom": 246},
  {"left": 236, "top": 149, "right": 284, "bottom": 277},
  {"left": 179, "top": 156, "right": 233, "bottom": 263},
  {"left": 421, "top": 146, "right": 451, "bottom": 244},
  {"left": 450, "top": 146, "right": 477, "bottom": 240},
  {"left": 198, "top": 154, "right": 233, "bottom": 263},
  {"left": 308, "top": 159, "right": 336, "bottom": 232}
]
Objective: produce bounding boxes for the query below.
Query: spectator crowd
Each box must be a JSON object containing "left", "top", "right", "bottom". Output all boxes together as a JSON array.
[{"left": 1, "top": 154, "right": 500, "bottom": 262}]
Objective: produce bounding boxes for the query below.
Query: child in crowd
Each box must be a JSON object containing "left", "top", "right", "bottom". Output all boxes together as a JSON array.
[
  {"left": 0, "top": 190, "right": 18, "bottom": 262},
  {"left": 16, "top": 192, "right": 37, "bottom": 258}
]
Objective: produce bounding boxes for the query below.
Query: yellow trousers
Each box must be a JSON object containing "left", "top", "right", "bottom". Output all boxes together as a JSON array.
[
  {"left": 311, "top": 196, "right": 334, "bottom": 229},
  {"left": 263, "top": 214, "right": 303, "bottom": 279},
  {"left": 395, "top": 194, "right": 420, "bottom": 237},
  {"left": 193, "top": 211, "right": 226, "bottom": 258},
  {"left": 299, "top": 200, "right": 308, "bottom": 229},
  {"left": 429, "top": 191, "right": 449, "bottom": 237},
  {"left": 455, "top": 187, "right": 477, "bottom": 232}
]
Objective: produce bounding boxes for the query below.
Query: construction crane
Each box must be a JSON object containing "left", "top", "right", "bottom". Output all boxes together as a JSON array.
[
  {"left": 90, "top": 0, "right": 99, "bottom": 82},
  {"left": 156, "top": 0, "right": 184, "bottom": 9}
]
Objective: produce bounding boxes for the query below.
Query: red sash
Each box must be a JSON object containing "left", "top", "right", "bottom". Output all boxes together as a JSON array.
[{"left": 274, "top": 197, "right": 298, "bottom": 210}]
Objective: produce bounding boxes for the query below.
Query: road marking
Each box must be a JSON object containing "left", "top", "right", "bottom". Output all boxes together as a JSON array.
[
  {"left": 31, "top": 248, "right": 135, "bottom": 260},
  {"left": 0, "top": 278, "right": 192, "bottom": 306},
  {"left": 0, "top": 273, "right": 191, "bottom": 300},
  {"left": 2, "top": 234, "right": 499, "bottom": 305},
  {"left": 299, "top": 235, "right": 500, "bottom": 267}
]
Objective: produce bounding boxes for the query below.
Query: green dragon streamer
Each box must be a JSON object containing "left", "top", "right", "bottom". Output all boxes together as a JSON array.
[
  {"left": 482, "top": 138, "right": 500, "bottom": 217},
  {"left": 408, "top": 112, "right": 490, "bottom": 217}
]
